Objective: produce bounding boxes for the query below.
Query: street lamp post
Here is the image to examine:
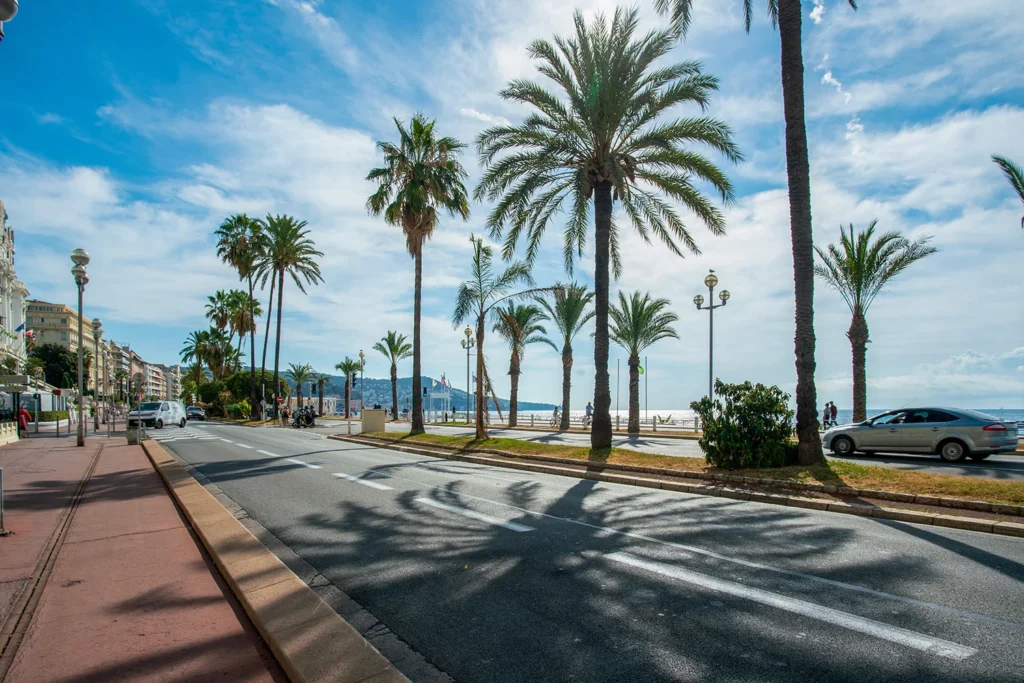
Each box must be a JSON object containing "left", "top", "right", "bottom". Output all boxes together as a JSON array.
[
  {"left": 358, "top": 350, "right": 365, "bottom": 417},
  {"left": 0, "top": 0, "right": 19, "bottom": 42},
  {"left": 693, "top": 270, "right": 731, "bottom": 400},
  {"left": 460, "top": 326, "right": 475, "bottom": 424},
  {"left": 92, "top": 319, "right": 102, "bottom": 432},
  {"left": 71, "top": 249, "right": 90, "bottom": 447}
]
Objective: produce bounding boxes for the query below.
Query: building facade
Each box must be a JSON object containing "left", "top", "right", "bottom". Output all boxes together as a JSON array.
[{"left": 0, "top": 201, "right": 30, "bottom": 371}]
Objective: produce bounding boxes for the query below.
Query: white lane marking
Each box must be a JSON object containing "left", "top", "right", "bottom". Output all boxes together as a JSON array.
[
  {"left": 257, "top": 450, "right": 278, "bottom": 457},
  {"left": 332, "top": 472, "right": 393, "bottom": 490},
  {"left": 415, "top": 497, "right": 534, "bottom": 532},
  {"left": 220, "top": 438, "right": 234, "bottom": 443},
  {"left": 286, "top": 458, "right": 322, "bottom": 469},
  {"left": 237, "top": 444, "right": 253, "bottom": 449},
  {"left": 605, "top": 552, "right": 976, "bottom": 661},
  {"left": 354, "top": 465, "right": 1024, "bottom": 632}
]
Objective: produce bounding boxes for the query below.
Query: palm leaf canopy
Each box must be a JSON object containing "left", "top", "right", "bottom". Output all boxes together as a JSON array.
[
  {"left": 367, "top": 114, "right": 471, "bottom": 256},
  {"left": 258, "top": 215, "right": 324, "bottom": 292},
  {"left": 474, "top": 7, "right": 741, "bottom": 277},
  {"left": 453, "top": 235, "right": 552, "bottom": 327},
  {"left": 608, "top": 290, "right": 679, "bottom": 357},
  {"left": 992, "top": 155, "right": 1024, "bottom": 228},
  {"left": 216, "top": 214, "right": 265, "bottom": 280},
  {"left": 205, "top": 290, "right": 231, "bottom": 331},
  {"left": 373, "top": 331, "right": 413, "bottom": 365},
  {"left": 285, "top": 363, "right": 314, "bottom": 390},
  {"left": 536, "top": 282, "right": 595, "bottom": 347},
  {"left": 493, "top": 301, "right": 551, "bottom": 357},
  {"left": 814, "top": 221, "right": 937, "bottom": 315},
  {"left": 655, "top": 0, "right": 857, "bottom": 36},
  {"left": 335, "top": 357, "right": 363, "bottom": 377}
]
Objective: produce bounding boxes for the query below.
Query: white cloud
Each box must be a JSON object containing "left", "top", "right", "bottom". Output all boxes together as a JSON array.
[
  {"left": 37, "top": 113, "right": 65, "bottom": 125},
  {"left": 459, "top": 108, "right": 511, "bottom": 126},
  {"left": 810, "top": 1, "right": 826, "bottom": 25}
]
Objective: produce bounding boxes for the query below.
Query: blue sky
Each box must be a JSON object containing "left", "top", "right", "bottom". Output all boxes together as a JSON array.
[{"left": 2, "top": 0, "right": 1022, "bottom": 409}]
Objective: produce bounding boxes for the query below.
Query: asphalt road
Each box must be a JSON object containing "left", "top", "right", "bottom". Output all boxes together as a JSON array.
[
  {"left": 363, "top": 423, "right": 1024, "bottom": 481},
  {"left": 159, "top": 422, "right": 1024, "bottom": 683}
]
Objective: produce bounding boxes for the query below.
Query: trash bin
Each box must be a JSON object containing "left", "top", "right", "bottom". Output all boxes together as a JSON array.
[{"left": 126, "top": 426, "right": 145, "bottom": 445}]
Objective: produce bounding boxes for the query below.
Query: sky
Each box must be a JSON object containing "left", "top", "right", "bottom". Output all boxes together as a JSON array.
[{"left": 1, "top": 0, "right": 1022, "bottom": 410}]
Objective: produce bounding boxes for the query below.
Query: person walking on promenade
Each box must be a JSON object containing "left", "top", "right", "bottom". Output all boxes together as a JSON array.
[
  {"left": 18, "top": 405, "right": 31, "bottom": 437},
  {"left": 830, "top": 402, "right": 838, "bottom": 427},
  {"left": 822, "top": 402, "right": 831, "bottom": 429}
]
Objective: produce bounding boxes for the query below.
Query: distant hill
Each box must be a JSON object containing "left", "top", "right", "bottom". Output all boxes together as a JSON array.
[{"left": 313, "top": 374, "right": 555, "bottom": 412}]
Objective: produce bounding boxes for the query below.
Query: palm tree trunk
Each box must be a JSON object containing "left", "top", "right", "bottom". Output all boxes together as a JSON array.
[
  {"left": 318, "top": 381, "right": 324, "bottom": 417},
  {"left": 628, "top": 354, "right": 640, "bottom": 434},
  {"left": 591, "top": 181, "right": 613, "bottom": 449},
  {"left": 848, "top": 309, "right": 869, "bottom": 423},
  {"left": 248, "top": 277, "right": 257, "bottom": 419},
  {"left": 344, "top": 382, "right": 351, "bottom": 419},
  {"left": 260, "top": 275, "right": 276, "bottom": 410},
  {"left": 560, "top": 343, "right": 572, "bottom": 431},
  {"left": 508, "top": 350, "right": 520, "bottom": 428},
  {"left": 475, "top": 315, "right": 487, "bottom": 439},
  {"left": 779, "top": 0, "right": 823, "bottom": 465},
  {"left": 411, "top": 247, "right": 425, "bottom": 435},
  {"left": 271, "top": 269, "right": 284, "bottom": 419},
  {"left": 390, "top": 363, "right": 398, "bottom": 421}
]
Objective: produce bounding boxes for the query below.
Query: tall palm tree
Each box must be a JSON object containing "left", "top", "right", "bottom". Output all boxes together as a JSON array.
[
  {"left": 227, "top": 289, "right": 260, "bottom": 372},
  {"left": 609, "top": 291, "right": 679, "bottom": 434},
  {"left": 537, "top": 283, "right": 594, "bottom": 431},
  {"left": 373, "top": 331, "right": 412, "bottom": 420},
  {"left": 258, "top": 215, "right": 324, "bottom": 418},
  {"left": 815, "top": 221, "right": 936, "bottom": 423},
  {"left": 205, "top": 290, "right": 233, "bottom": 346},
  {"left": 334, "top": 357, "right": 363, "bottom": 419},
  {"left": 316, "top": 372, "right": 330, "bottom": 417},
  {"left": 493, "top": 302, "right": 550, "bottom": 428},
  {"left": 367, "top": 114, "right": 471, "bottom": 435},
  {"left": 992, "top": 155, "right": 1024, "bottom": 228},
  {"left": 453, "top": 235, "right": 555, "bottom": 439},
  {"left": 217, "top": 214, "right": 265, "bottom": 418},
  {"left": 657, "top": 0, "right": 857, "bottom": 465},
  {"left": 285, "top": 363, "right": 314, "bottom": 410},
  {"left": 475, "top": 9, "right": 739, "bottom": 450},
  {"left": 113, "top": 368, "right": 129, "bottom": 402},
  {"left": 180, "top": 330, "right": 208, "bottom": 367}
]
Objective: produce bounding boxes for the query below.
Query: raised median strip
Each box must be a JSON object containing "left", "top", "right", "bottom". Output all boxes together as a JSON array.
[
  {"left": 331, "top": 433, "right": 1024, "bottom": 538},
  {"left": 141, "top": 438, "right": 410, "bottom": 683}
]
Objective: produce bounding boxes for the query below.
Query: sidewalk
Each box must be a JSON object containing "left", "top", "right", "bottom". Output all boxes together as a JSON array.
[{"left": 0, "top": 436, "right": 285, "bottom": 682}]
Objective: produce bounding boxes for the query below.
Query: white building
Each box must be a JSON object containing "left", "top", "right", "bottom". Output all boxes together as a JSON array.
[{"left": 0, "top": 201, "right": 29, "bottom": 371}]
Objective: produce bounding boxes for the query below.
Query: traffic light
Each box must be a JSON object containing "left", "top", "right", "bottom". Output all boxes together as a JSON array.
[
  {"left": 351, "top": 373, "right": 357, "bottom": 388},
  {"left": 423, "top": 386, "right": 428, "bottom": 397}
]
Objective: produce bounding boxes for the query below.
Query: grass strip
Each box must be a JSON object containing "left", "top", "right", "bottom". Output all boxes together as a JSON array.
[{"left": 364, "top": 431, "right": 1024, "bottom": 507}]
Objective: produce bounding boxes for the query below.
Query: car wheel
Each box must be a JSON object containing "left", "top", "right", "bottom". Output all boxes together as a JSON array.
[
  {"left": 968, "top": 453, "right": 990, "bottom": 462},
  {"left": 938, "top": 439, "right": 967, "bottom": 463},
  {"left": 831, "top": 435, "right": 855, "bottom": 456},
  {"left": 155, "top": 419, "right": 164, "bottom": 429},
  {"left": 179, "top": 418, "right": 186, "bottom": 428}
]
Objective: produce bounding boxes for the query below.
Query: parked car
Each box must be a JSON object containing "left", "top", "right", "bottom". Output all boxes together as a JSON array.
[
  {"left": 128, "top": 401, "right": 187, "bottom": 429},
  {"left": 186, "top": 405, "right": 206, "bottom": 421},
  {"left": 823, "top": 408, "right": 1018, "bottom": 462}
]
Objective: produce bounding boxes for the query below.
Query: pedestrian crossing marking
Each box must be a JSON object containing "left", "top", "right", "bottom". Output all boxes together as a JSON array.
[{"left": 147, "top": 427, "right": 220, "bottom": 442}]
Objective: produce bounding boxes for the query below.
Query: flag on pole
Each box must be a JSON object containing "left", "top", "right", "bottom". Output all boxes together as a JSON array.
[
  {"left": 637, "top": 365, "right": 644, "bottom": 375},
  {"left": 14, "top": 323, "right": 24, "bottom": 332}
]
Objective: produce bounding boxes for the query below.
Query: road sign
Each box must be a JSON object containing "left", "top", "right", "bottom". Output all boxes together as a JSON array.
[{"left": 277, "top": 396, "right": 284, "bottom": 403}]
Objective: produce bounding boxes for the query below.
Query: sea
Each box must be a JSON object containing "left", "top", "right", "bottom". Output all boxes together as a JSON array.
[{"left": 460, "top": 408, "right": 1024, "bottom": 435}]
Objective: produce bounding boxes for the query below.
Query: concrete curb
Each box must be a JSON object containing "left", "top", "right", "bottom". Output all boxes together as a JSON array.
[
  {"left": 333, "top": 435, "right": 1024, "bottom": 539},
  {"left": 141, "top": 439, "right": 409, "bottom": 683}
]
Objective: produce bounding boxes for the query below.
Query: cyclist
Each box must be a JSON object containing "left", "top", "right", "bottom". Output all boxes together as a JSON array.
[
  {"left": 582, "top": 402, "right": 594, "bottom": 428},
  {"left": 550, "top": 405, "right": 561, "bottom": 426}
]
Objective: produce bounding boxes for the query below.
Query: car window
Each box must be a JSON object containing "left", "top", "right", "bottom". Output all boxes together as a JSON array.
[
  {"left": 903, "top": 410, "right": 930, "bottom": 424},
  {"left": 161, "top": 403, "right": 169, "bottom": 410},
  {"left": 139, "top": 402, "right": 160, "bottom": 411},
  {"left": 871, "top": 412, "right": 904, "bottom": 425},
  {"left": 960, "top": 409, "right": 1000, "bottom": 422},
  {"left": 926, "top": 410, "right": 959, "bottom": 423}
]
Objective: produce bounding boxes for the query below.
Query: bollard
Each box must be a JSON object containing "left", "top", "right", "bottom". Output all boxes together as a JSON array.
[
  {"left": 615, "top": 415, "right": 620, "bottom": 431},
  {"left": 0, "top": 467, "right": 8, "bottom": 536},
  {"left": 531, "top": 414, "right": 535, "bottom": 427},
  {"left": 652, "top": 417, "right": 657, "bottom": 432}
]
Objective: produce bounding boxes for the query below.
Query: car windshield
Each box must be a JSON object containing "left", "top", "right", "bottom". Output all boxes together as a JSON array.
[
  {"left": 869, "top": 412, "right": 903, "bottom": 425},
  {"left": 138, "top": 402, "right": 161, "bottom": 411}
]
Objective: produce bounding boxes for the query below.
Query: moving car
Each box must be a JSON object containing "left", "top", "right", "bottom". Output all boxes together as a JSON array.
[
  {"left": 128, "top": 401, "right": 187, "bottom": 429},
  {"left": 823, "top": 408, "right": 1018, "bottom": 462},
  {"left": 186, "top": 405, "right": 206, "bottom": 421}
]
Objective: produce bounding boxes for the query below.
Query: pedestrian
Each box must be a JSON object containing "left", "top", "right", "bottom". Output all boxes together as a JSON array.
[
  {"left": 822, "top": 402, "right": 831, "bottom": 429},
  {"left": 17, "top": 404, "right": 31, "bottom": 438},
  {"left": 830, "top": 402, "right": 838, "bottom": 427},
  {"left": 281, "top": 407, "right": 288, "bottom": 427}
]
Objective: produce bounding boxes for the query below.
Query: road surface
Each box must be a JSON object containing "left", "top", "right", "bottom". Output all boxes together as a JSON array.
[{"left": 157, "top": 422, "right": 1024, "bottom": 683}]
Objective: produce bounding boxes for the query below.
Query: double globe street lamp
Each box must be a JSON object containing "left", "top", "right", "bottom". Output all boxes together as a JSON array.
[
  {"left": 92, "top": 318, "right": 102, "bottom": 432},
  {"left": 71, "top": 249, "right": 90, "bottom": 447},
  {"left": 0, "top": 0, "right": 18, "bottom": 42},
  {"left": 461, "top": 326, "right": 475, "bottom": 424},
  {"left": 693, "top": 270, "right": 731, "bottom": 401}
]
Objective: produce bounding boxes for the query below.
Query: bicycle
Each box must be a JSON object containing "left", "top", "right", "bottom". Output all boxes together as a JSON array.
[
  {"left": 549, "top": 411, "right": 561, "bottom": 427},
  {"left": 581, "top": 414, "right": 592, "bottom": 429}
]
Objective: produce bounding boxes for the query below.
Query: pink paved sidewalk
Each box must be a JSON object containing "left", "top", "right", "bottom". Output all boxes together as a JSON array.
[{"left": 0, "top": 437, "right": 285, "bottom": 682}]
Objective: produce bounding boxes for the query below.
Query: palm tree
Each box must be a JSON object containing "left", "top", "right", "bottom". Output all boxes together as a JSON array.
[
  {"left": 537, "top": 283, "right": 594, "bottom": 431},
  {"left": 285, "top": 363, "right": 314, "bottom": 410},
  {"left": 609, "top": 291, "right": 679, "bottom": 434},
  {"left": 475, "top": 9, "right": 739, "bottom": 450},
  {"left": 657, "top": 1, "right": 857, "bottom": 465},
  {"left": 316, "top": 372, "right": 330, "bottom": 417},
  {"left": 373, "top": 331, "right": 412, "bottom": 420},
  {"left": 334, "top": 357, "right": 363, "bottom": 419},
  {"left": 493, "top": 302, "right": 550, "bottom": 428},
  {"left": 205, "top": 290, "right": 233, "bottom": 346},
  {"left": 216, "top": 214, "right": 265, "bottom": 418},
  {"left": 113, "top": 368, "right": 129, "bottom": 402},
  {"left": 367, "top": 114, "right": 471, "bottom": 435},
  {"left": 227, "top": 289, "right": 260, "bottom": 372},
  {"left": 992, "top": 156, "right": 1024, "bottom": 228},
  {"left": 453, "top": 235, "right": 555, "bottom": 439},
  {"left": 815, "top": 221, "right": 936, "bottom": 423},
  {"left": 258, "top": 215, "right": 324, "bottom": 418}
]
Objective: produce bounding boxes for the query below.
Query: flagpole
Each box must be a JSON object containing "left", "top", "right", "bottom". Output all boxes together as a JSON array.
[{"left": 645, "top": 355, "right": 648, "bottom": 427}]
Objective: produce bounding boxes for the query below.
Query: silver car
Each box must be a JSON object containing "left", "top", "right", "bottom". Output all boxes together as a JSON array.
[{"left": 823, "top": 408, "right": 1019, "bottom": 463}]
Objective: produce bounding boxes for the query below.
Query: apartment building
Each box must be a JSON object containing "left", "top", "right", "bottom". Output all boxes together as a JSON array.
[
  {"left": 0, "top": 201, "right": 30, "bottom": 369},
  {"left": 156, "top": 364, "right": 181, "bottom": 400},
  {"left": 25, "top": 300, "right": 95, "bottom": 352}
]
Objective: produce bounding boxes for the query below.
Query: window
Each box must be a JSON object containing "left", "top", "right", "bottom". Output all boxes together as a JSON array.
[
  {"left": 39, "top": 317, "right": 44, "bottom": 324},
  {"left": 60, "top": 332, "right": 68, "bottom": 341},
  {"left": 927, "top": 410, "right": 960, "bottom": 423},
  {"left": 871, "top": 412, "right": 905, "bottom": 426},
  {"left": 25, "top": 316, "right": 31, "bottom": 324},
  {"left": 60, "top": 317, "right": 68, "bottom": 325}
]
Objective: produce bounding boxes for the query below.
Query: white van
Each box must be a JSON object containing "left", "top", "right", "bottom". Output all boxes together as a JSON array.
[{"left": 128, "top": 400, "right": 187, "bottom": 429}]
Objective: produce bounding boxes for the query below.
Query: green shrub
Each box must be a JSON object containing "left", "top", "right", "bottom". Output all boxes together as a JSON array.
[
  {"left": 224, "top": 400, "right": 251, "bottom": 419},
  {"left": 690, "top": 380, "right": 796, "bottom": 469},
  {"left": 38, "top": 410, "right": 70, "bottom": 421}
]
